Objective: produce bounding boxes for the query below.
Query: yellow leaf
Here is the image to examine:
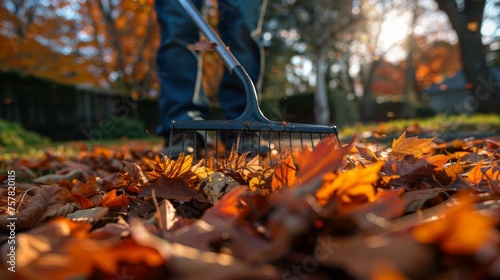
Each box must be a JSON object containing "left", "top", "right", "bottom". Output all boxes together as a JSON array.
[
  {"left": 160, "top": 154, "right": 193, "bottom": 178},
  {"left": 390, "top": 132, "right": 436, "bottom": 161},
  {"left": 249, "top": 177, "right": 263, "bottom": 191}
]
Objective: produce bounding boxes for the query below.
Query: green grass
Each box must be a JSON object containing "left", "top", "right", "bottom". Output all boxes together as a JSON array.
[
  {"left": 338, "top": 113, "right": 500, "bottom": 139},
  {"left": 2, "top": 114, "right": 498, "bottom": 161}
]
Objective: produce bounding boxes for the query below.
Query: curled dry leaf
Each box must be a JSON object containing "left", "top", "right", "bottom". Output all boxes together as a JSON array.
[{"left": 356, "top": 145, "right": 380, "bottom": 162}]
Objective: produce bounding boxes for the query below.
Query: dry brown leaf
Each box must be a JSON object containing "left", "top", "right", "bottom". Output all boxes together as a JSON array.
[
  {"left": 141, "top": 175, "right": 199, "bottom": 201},
  {"left": 2, "top": 185, "right": 64, "bottom": 231},
  {"left": 187, "top": 38, "right": 217, "bottom": 52},
  {"left": 72, "top": 174, "right": 99, "bottom": 197},
  {"left": 356, "top": 145, "right": 379, "bottom": 162},
  {"left": 67, "top": 193, "right": 94, "bottom": 210}
]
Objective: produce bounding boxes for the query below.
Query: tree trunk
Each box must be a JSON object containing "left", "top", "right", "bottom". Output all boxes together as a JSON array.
[
  {"left": 360, "top": 59, "right": 379, "bottom": 121},
  {"left": 314, "top": 53, "right": 330, "bottom": 125},
  {"left": 403, "top": 3, "right": 419, "bottom": 118},
  {"left": 95, "top": 0, "right": 130, "bottom": 90},
  {"left": 436, "top": 0, "right": 500, "bottom": 113}
]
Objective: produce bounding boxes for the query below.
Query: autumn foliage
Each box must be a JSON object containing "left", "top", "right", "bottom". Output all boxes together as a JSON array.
[{"left": 1, "top": 133, "right": 500, "bottom": 279}]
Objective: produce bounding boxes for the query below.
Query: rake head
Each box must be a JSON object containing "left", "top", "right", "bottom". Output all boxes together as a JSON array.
[{"left": 168, "top": 118, "right": 339, "bottom": 164}]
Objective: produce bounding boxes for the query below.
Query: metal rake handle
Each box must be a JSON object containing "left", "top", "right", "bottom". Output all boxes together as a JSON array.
[{"left": 178, "top": 0, "right": 269, "bottom": 123}]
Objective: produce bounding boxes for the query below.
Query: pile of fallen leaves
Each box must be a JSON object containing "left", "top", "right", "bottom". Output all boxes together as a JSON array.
[{"left": 1, "top": 133, "right": 500, "bottom": 280}]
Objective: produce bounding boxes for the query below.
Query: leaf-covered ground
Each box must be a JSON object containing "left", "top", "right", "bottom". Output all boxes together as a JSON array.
[{"left": 1, "top": 133, "right": 500, "bottom": 280}]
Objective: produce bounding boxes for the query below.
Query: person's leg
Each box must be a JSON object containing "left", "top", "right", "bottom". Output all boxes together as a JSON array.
[
  {"left": 155, "top": 0, "right": 208, "bottom": 138},
  {"left": 217, "top": 0, "right": 267, "bottom": 120},
  {"left": 217, "top": 0, "right": 269, "bottom": 156}
]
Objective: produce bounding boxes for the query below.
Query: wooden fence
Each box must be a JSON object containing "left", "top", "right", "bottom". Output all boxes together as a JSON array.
[{"left": 0, "top": 71, "right": 158, "bottom": 141}]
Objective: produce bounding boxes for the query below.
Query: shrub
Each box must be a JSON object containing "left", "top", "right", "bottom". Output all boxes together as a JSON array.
[
  {"left": 0, "top": 119, "right": 50, "bottom": 149},
  {"left": 102, "top": 117, "right": 148, "bottom": 139}
]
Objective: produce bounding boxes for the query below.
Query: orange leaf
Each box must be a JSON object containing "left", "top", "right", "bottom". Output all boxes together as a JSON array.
[
  {"left": 412, "top": 193, "right": 495, "bottom": 254},
  {"left": 372, "top": 261, "right": 409, "bottom": 280},
  {"left": 485, "top": 166, "right": 500, "bottom": 181},
  {"left": 466, "top": 160, "right": 485, "bottom": 185},
  {"left": 271, "top": 156, "right": 297, "bottom": 191},
  {"left": 426, "top": 154, "right": 453, "bottom": 171},
  {"left": 316, "top": 162, "right": 382, "bottom": 206},
  {"left": 294, "top": 136, "right": 353, "bottom": 188},
  {"left": 68, "top": 193, "right": 94, "bottom": 209},
  {"left": 390, "top": 132, "right": 435, "bottom": 161},
  {"left": 101, "top": 189, "right": 129, "bottom": 209},
  {"left": 66, "top": 237, "right": 165, "bottom": 277},
  {"left": 202, "top": 186, "right": 246, "bottom": 220},
  {"left": 444, "top": 161, "right": 464, "bottom": 181}
]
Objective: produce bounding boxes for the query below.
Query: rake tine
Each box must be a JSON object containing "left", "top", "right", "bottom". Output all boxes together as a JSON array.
[
  {"left": 300, "top": 133, "right": 304, "bottom": 151},
  {"left": 167, "top": 131, "right": 173, "bottom": 159},
  {"left": 278, "top": 132, "right": 282, "bottom": 159},
  {"left": 180, "top": 132, "right": 185, "bottom": 157},
  {"left": 268, "top": 131, "right": 273, "bottom": 166},
  {"left": 193, "top": 131, "right": 197, "bottom": 162},
  {"left": 215, "top": 132, "right": 219, "bottom": 164},
  {"left": 204, "top": 130, "right": 208, "bottom": 163}
]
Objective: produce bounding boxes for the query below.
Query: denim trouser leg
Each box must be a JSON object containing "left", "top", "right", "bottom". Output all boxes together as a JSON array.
[
  {"left": 218, "top": 0, "right": 265, "bottom": 120},
  {"left": 155, "top": 0, "right": 266, "bottom": 136},
  {"left": 155, "top": 0, "right": 207, "bottom": 137}
]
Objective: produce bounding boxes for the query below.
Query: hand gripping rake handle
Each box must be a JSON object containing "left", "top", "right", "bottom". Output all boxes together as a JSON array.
[{"left": 178, "top": 0, "right": 269, "bottom": 124}]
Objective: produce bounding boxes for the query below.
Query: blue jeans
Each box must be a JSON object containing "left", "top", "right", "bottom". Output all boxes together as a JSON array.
[{"left": 155, "top": 0, "right": 266, "bottom": 137}]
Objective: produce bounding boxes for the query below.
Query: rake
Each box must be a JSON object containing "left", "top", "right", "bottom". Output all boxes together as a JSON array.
[{"left": 168, "top": 0, "right": 339, "bottom": 163}]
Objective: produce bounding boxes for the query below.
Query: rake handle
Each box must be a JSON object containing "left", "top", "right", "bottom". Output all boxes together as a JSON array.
[{"left": 178, "top": 0, "right": 269, "bottom": 123}]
